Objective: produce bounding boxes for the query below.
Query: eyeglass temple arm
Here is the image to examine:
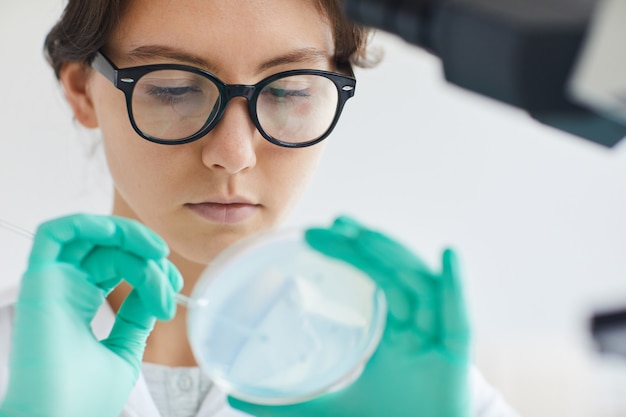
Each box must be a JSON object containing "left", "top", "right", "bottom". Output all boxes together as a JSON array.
[{"left": 91, "top": 51, "right": 118, "bottom": 84}]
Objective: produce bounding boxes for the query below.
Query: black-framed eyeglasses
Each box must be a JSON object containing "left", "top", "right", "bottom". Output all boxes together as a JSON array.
[{"left": 91, "top": 51, "right": 356, "bottom": 148}]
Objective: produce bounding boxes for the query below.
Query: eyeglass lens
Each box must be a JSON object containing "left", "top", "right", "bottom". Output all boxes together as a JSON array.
[{"left": 131, "top": 70, "right": 339, "bottom": 144}]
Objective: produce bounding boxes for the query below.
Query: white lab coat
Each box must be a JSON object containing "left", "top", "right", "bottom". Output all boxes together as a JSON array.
[{"left": 0, "top": 284, "right": 520, "bottom": 417}]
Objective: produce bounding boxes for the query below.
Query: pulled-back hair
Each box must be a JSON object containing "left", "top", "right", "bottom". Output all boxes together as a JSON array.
[{"left": 44, "top": 0, "right": 374, "bottom": 78}]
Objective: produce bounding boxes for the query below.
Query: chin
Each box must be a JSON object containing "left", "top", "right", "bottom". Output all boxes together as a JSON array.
[{"left": 172, "top": 227, "right": 260, "bottom": 265}]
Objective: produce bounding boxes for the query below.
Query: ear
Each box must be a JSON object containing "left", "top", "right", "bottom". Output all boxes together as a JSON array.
[{"left": 59, "top": 62, "right": 99, "bottom": 128}]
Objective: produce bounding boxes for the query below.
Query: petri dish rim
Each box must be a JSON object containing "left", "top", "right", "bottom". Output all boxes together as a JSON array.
[{"left": 186, "top": 227, "right": 387, "bottom": 405}]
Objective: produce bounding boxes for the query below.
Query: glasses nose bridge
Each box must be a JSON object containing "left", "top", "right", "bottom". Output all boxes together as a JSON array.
[
  {"left": 223, "top": 84, "right": 256, "bottom": 103},
  {"left": 214, "top": 84, "right": 258, "bottom": 134}
]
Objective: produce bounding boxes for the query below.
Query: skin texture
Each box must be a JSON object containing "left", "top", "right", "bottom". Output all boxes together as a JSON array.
[{"left": 59, "top": 0, "right": 337, "bottom": 366}]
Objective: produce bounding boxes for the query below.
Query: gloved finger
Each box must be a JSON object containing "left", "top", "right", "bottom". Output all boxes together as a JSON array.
[
  {"left": 328, "top": 214, "right": 363, "bottom": 237},
  {"left": 320, "top": 217, "right": 445, "bottom": 344},
  {"left": 438, "top": 249, "right": 470, "bottom": 354},
  {"left": 16, "top": 263, "right": 105, "bottom": 323},
  {"left": 355, "top": 229, "right": 435, "bottom": 285},
  {"left": 58, "top": 239, "right": 97, "bottom": 265},
  {"left": 107, "top": 215, "right": 169, "bottom": 258},
  {"left": 307, "top": 228, "right": 417, "bottom": 324},
  {"left": 330, "top": 216, "right": 432, "bottom": 274},
  {"left": 160, "top": 258, "right": 184, "bottom": 293},
  {"left": 355, "top": 231, "right": 441, "bottom": 333},
  {"left": 30, "top": 214, "right": 118, "bottom": 264},
  {"left": 305, "top": 227, "right": 374, "bottom": 278},
  {"left": 382, "top": 281, "right": 438, "bottom": 352},
  {"left": 306, "top": 227, "right": 403, "bottom": 290},
  {"left": 81, "top": 247, "right": 180, "bottom": 320},
  {"left": 412, "top": 282, "right": 437, "bottom": 338},
  {"left": 380, "top": 283, "right": 414, "bottom": 324},
  {"left": 305, "top": 227, "right": 400, "bottom": 306},
  {"left": 325, "top": 216, "right": 437, "bottom": 287},
  {"left": 101, "top": 289, "right": 156, "bottom": 372},
  {"left": 31, "top": 214, "right": 168, "bottom": 266}
]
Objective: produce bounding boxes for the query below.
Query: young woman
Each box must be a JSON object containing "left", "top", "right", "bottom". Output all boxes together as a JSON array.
[{"left": 0, "top": 1, "right": 520, "bottom": 416}]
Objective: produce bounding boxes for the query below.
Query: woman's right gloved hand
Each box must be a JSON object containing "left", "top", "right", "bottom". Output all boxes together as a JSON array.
[
  {"left": 230, "top": 216, "right": 470, "bottom": 417},
  {"left": 0, "top": 214, "right": 182, "bottom": 417}
]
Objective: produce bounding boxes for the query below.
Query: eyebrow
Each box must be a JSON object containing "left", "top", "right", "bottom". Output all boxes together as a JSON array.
[
  {"left": 127, "top": 45, "right": 215, "bottom": 70},
  {"left": 256, "top": 48, "right": 330, "bottom": 72},
  {"left": 126, "top": 45, "right": 330, "bottom": 74}
]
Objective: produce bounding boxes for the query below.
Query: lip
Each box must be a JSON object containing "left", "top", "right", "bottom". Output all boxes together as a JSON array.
[{"left": 186, "top": 200, "right": 260, "bottom": 224}]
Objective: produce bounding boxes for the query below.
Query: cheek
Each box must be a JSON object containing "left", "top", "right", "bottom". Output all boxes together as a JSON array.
[
  {"left": 265, "top": 144, "right": 325, "bottom": 213},
  {"left": 103, "top": 131, "right": 182, "bottom": 207},
  {"left": 92, "top": 82, "right": 143, "bottom": 170},
  {"left": 98, "top": 110, "right": 149, "bottom": 189},
  {"left": 90, "top": 76, "right": 132, "bottom": 135},
  {"left": 92, "top": 80, "right": 174, "bottom": 203}
]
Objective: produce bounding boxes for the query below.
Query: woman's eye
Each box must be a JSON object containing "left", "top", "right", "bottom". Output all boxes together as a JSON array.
[
  {"left": 146, "top": 85, "right": 202, "bottom": 104},
  {"left": 261, "top": 87, "right": 312, "bottom": 107},
  {"left": 265, "top": 87, "right": 310, "bottom": 98}
]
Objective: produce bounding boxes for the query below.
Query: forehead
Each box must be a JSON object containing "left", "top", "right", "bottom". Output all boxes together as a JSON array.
[{"left": 108, "top": 0, "right": 335, "bottom": 78}]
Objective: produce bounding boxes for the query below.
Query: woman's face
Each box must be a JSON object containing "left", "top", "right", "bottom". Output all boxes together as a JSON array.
[{"left": 74, "top": 0, "right": 337, "bottom": 264}]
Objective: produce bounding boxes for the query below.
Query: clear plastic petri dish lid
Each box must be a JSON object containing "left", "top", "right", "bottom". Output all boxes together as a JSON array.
[{"left": 186, "top": 227, "right": 387, "bottom": 405}]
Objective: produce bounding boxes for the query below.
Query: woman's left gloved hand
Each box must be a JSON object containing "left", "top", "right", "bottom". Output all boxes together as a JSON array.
[{"left": 229, "top": 216, "right": 471, "bottom": 417}]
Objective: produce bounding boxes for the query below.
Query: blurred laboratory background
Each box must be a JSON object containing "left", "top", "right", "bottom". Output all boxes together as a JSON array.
[{"left": 2, "top": 2, "right": 626, "bottom": 416}]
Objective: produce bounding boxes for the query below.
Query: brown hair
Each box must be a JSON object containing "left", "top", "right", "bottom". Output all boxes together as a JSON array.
[{"left": 44, "top": 0, "right": 374, "bottom": 78}]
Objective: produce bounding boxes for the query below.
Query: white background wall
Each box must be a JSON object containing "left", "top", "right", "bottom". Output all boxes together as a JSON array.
[{"left": 3, "top": 2, "right": 626, "bottom": 416}]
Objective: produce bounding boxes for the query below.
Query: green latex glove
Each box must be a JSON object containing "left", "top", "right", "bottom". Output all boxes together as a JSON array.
[
  {"left": 230, "top": 216, "right": 470, "bottom": 417},
  {"left": 0, "top": 214, "right": 183, "bottom": 417}
]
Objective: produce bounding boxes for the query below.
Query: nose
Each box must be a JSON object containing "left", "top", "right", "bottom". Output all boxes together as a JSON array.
[{"left": 200, "top": 97, "right": 258, "bottom": 174}]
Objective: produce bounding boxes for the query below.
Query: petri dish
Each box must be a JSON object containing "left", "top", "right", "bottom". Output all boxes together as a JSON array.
[{"left": 186, "top": 227, "right": 387, "bottom": 405}]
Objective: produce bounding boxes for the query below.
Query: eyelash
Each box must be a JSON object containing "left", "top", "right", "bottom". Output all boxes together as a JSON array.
[
  {"left": 264, "top": 88, "right": 310, "bottom": 98},
  {"left": 146, "top": 85, "right": 201, "bottom": 104}
]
